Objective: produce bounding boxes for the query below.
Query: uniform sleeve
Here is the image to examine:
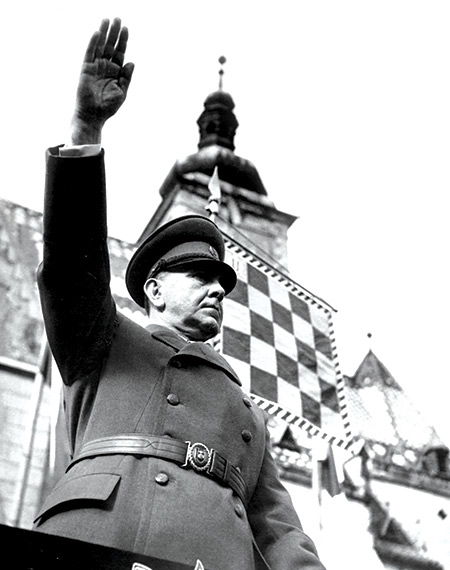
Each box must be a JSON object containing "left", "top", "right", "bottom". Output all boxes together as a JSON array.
[
  {"left": 247, "top": 428, "right": 327, "bottom": 570},
  {"left": 37, "top": 146, "right": 116, "bottom": 385}
]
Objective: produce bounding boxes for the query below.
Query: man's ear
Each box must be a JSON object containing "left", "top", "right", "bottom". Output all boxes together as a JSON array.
[{"left": 144, "top": 277, "right": 165, "bottom": 310}]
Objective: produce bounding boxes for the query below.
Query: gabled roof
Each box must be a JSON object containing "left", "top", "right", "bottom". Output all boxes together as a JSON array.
[
  {"left": 349, "top": 350, "right": 401, "bottom": 390},
  {"left": 345, "top": 351, "right": 444, "bottom": 450}
]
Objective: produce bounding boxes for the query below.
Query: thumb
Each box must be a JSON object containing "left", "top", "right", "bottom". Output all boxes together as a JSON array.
[{"left": 118, "top": 62, "right": 135, "bottom": 94}]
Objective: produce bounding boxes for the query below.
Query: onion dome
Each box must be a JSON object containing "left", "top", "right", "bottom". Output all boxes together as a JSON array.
[
  {"left": 196, "top": 56, "right": 239, "bottom": 151},
  {"left": 197, "top": 89, "right": 239, "bottom": 151}
]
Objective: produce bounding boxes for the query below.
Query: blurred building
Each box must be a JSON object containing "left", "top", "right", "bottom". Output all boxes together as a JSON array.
[{"left": 0, "top": 79, "right": 448, "bottom": 569}]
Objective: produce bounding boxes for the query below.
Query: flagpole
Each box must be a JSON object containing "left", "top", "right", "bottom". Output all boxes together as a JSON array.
[{"left": 311, "top": 454, "right": 323, "bottom": 532}]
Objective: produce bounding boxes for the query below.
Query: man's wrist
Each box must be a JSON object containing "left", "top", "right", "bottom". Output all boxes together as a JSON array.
[{"left": 70, "top": 116, "right": 103, "bottom": 145}]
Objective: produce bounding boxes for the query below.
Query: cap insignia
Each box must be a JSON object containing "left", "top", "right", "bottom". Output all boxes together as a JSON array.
[{"left": 209, "top": 246, "right": 219, "bottom": 259}]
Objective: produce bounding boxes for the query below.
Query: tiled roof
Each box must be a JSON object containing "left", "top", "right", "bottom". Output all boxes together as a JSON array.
[{"left": 345, "top": 351, "right": 444, "bottom": 451}]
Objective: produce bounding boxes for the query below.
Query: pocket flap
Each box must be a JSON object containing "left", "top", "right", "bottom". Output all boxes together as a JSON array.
[{"left": 34, "top": 472, "right": 120, "bottom": 523}]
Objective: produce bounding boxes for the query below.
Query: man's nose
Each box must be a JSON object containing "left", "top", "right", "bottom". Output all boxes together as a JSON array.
[{"left": 208, "top": 279, "right": 225, "bottom": 301}]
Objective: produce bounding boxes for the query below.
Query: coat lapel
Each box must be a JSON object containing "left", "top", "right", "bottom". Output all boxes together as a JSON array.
[
  {"left": 149, "top": 326, "right": 241, "bottom": 386},
  {"left": 181, "top": 342, "right": 242, "bottom": 386}
]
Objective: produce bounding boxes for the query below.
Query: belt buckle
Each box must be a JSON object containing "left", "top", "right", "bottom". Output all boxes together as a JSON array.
[{"left": 183, "top": 441, "right": 213, "bottom": 472}]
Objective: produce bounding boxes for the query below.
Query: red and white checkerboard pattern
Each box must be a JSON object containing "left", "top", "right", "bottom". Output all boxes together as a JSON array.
[{"left": 219, "top": 235, "right": 355, "bottom": 450}]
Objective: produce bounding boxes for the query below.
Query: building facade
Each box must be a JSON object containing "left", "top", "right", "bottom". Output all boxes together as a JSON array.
[{"left": 0, "top": 82, "right": 448, "bottom": 569}]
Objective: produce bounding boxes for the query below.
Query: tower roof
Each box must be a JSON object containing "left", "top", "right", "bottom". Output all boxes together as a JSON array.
[
  {"left": 197, "top": 89, "right": 238, "bottom": 151},
  {"left": 159, "top": 62, "right": 269, "bottom": 197},
  {"left": 350, "top": 349, "right": 401, "bottom": 390},
  {"left": 345, "top": 350, "right": 444, "bottom": 451}
]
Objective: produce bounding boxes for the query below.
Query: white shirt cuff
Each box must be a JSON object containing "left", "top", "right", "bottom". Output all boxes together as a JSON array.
[{"left": 59, "top": 144, "right": 102, "bottom": 157}]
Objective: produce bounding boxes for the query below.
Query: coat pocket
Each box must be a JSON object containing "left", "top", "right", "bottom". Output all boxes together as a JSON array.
[{"left": 34, "top": 472, "right": 121, "bottom": 525}]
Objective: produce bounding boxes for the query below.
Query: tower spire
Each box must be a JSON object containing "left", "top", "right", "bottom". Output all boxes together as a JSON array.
[{"left": 196, "top": 56, "right": 238, "bottom": 151}]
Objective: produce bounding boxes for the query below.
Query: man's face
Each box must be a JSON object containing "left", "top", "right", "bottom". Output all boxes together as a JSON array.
[{"left": 155, "top": 267, "right": 225, "bottom": 341}]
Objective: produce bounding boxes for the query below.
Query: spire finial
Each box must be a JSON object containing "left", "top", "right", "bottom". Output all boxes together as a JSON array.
[{"left": 218, "top": 56, "right": 226, "bottom": 90}]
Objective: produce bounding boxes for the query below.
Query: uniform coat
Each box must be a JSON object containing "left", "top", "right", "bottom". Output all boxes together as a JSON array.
[{"left": 34, "top": 147, "right": 326, "bottom": 570}]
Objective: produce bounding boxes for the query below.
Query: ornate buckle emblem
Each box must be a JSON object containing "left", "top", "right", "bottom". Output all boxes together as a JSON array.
[{"left": 183, "top": 441, "right": 213, "bottom": 472}]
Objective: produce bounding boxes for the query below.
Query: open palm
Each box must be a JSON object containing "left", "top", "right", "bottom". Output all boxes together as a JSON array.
[{"left": 74, "top": 18, "right": 134, "bottom": 127}]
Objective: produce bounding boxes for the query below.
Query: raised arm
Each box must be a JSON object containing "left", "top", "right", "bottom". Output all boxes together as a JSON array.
[{"left": 38, "top": 19, "right": 134, "bottom": 385}]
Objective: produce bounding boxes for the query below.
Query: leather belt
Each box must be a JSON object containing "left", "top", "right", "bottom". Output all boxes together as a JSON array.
[{"left": 69, "top": 434, "right": 248, "bottom": 506}]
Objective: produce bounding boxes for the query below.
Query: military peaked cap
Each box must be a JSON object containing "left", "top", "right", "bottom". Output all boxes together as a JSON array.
[{"left": 126, "top": 215, "right": 237, "bottom": 307}]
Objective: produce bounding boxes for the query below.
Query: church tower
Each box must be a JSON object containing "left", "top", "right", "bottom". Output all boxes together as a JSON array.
[{"left": 138, "top": 59, "right": 296, "bottom": 274}]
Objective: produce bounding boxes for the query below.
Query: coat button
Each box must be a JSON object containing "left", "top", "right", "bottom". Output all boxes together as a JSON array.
[
  {"left": 155, "top": 472, "right": 169, "bottom": 485},
  {"left": 235, "top": 503, "right": 244, "bottom": 517},
  {"left": 167, "top": 393, "right": 180, "bottom": 405},
  {"left": 243, "top": 397, "right": 252, "bottom": 408},
  {"left": 241, "top": 430, "right": 252, "bottom": 443}
]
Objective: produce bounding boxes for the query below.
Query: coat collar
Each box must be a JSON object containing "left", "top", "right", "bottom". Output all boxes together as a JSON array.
[
  {"left": 147, "top": 325, "right": 187, "bottom": 351},
  {"left": 147, "top": 325, "right": 241, "bottom": 386}
]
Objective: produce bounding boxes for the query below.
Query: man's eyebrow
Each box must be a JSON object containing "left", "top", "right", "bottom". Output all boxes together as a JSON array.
[{"left": 187, "top": 269, "right": 219, "bottom": 279}]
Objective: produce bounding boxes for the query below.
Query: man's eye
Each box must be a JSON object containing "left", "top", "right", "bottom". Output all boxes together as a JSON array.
[{"left": 190, "top": 271, "right": 208, "bottom": 282}]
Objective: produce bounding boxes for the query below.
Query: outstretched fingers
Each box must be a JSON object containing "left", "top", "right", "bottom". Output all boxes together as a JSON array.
[
  {"left": 93, "top": 19, "right": 110, "bottom": 60},
  {"left": 83, "top": 31, "right": 100, "bottom": 63},
  {"left": 111, "top": 26, "right": 129, "bottom": 67},
  {"left": 83, "top": 18, "right": 130, "bottom": 66},
  {"left": 103, "top": 17, "right": 122, "bottom": 59}
]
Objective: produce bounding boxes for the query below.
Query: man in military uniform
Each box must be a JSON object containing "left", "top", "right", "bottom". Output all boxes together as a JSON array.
[{"left": 34, "top": 18, "right": 326, "bottom": 570}]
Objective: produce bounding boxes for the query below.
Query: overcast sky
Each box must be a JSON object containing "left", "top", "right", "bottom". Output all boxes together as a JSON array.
[{"left": 2, "top": 1, "right": 450, "bottom": 444}]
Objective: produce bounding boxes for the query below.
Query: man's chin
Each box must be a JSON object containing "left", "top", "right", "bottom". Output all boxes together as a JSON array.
[
  {"left": 181, "top": 314, "right": 222, "bottom": 342},
  {"left": 196, "top": 318, "right": 221, "bottom": 341}
]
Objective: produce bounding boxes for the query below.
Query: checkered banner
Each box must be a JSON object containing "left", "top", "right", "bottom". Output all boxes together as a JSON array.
[{"left": 220, "top": 235, "right": 355, "bottom": 451}]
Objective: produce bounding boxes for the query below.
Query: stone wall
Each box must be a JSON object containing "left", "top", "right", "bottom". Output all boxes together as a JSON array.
[
  {"left": 0, "top": 363, "right": 51, "bottom": 528},
  {"left": 0, "top": 201, "right": 43, "bottom": 366}
]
